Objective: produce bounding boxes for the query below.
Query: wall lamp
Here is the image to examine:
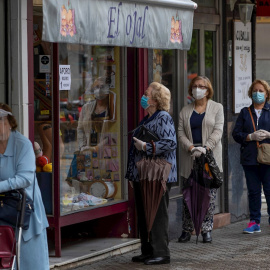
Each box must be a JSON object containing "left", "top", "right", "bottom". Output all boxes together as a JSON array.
[{"left": 230, "top": 0, "right": 254, "bottom": 26}]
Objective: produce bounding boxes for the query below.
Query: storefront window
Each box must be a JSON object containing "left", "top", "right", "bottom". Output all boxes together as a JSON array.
[
  {"left": 187, "top": 29, "right": 199, "bottom": 104},
  {"left": 150, "top": 49, "right": 176, "bottom": 117},
  {"left": 59, "top": 45, "right": 123, "bottom": 214},
  {"left": 205, "top": 30, "right": 216, "bottom": 94}
]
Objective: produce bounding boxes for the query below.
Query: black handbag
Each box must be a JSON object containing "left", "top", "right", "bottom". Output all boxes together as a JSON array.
[
  {"left": 136, "top": 125, "right": 159, "bottom": 142},
  {"left": 205, "top": 149, "right": 223, "bottom": 189},
  {"left": 0, "top": 178, "right": 35, "bottom": 230}
]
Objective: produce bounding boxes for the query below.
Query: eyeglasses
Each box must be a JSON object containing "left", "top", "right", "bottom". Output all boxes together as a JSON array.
[{"left": 192, "top": 85, "right": 208, "bottom": 90}]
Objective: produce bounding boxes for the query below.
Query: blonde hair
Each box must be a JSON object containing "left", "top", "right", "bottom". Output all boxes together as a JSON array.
[
  {"left": 248, "top": 79, "right": 270, "bottom": 102},
  {"left": 149, "top": 82, "right": 171, "bottom": 112},
  {"left": 188, "top": 76, "right": 214, "bottom": 100}
]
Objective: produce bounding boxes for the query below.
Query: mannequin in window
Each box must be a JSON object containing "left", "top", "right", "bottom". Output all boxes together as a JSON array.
[
  {"left": 77, "top": 77, "right": 111, "bottom": 153},
  {"left": 36, "top": 123, "right": 65, "bottom": 162}
]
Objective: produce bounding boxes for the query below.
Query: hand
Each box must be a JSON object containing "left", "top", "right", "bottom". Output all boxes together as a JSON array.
[
  {"left": 191, "top": 146, "right": 206, "bottom": 157},
  {"left": 133, "top": 137, "right": 146, "bottom": 151},
  {"left": 195, "top": 146, "right": 206, "bottom": 155},
  {"left": 259, "top": 129, "right": 270, "bottom": 139},
  {"left": 249, "top": 130, "right": 267, "bottom": 141},
  {"left": 129, "top": 181, "right": 134, "bottom": 189},
  {"left": 191, "top": 150, "right": 202, "bottom": 158}
]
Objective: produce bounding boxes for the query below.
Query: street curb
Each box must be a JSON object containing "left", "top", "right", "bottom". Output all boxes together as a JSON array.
[{"left": 50, "top": 239, "right": 140, "bottom": 269}]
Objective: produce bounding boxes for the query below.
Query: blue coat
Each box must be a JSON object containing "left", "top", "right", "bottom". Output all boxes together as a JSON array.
[
  {"left": 125, "top": 111, "right": 177, "bottom": 182},
  {"left": 0, "top": 131, "right": 49, "bottom": 269},
  {"left": 232, "top": 103, "right": 270, "bottom": 165}
]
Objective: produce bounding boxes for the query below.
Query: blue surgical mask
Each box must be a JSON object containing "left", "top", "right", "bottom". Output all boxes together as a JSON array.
[
  {"left": 140, "top": 95, "right": 150, "bottom": 109},
  {"left": 252, "top": 92, "right": 265, "bottom": 104}
]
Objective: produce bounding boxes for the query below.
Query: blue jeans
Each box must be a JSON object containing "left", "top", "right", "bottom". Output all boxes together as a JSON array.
[{"left": 243, "top": 165, "right": 270, "bottom": 224}]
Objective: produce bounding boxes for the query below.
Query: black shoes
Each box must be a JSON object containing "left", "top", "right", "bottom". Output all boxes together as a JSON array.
[
  {"left": 178, "top": 231, "right": 191, "bottom": 243},
  {"left": 144, "top": 256, "right": 170, "bottom": 265},
  {"left": 202, "top": 231, "right": 212, "bottom": 243},
  {"left": 132, "top": 254, "right": 151, "bottom": 262}
]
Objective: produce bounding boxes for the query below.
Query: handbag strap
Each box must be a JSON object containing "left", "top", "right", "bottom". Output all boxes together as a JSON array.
[
  {"left": 32, "top": 174, "right": 35, "bottom": 206},
  {"left": 150, "top": 140, "right": 156, "bottom": 157},
  {"left": 248, "top": 107, "right": 260, "bottom": 148}
]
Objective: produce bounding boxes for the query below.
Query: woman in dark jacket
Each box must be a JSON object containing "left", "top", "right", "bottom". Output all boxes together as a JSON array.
[
  {"left": 232, "top": 79, "right": 270, "bottom": 234},
  {"left": 125, "top": 82, "right": 177, "bottom": 265}
]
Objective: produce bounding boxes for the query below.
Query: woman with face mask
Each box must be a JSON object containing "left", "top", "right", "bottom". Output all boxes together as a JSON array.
[
  {"left": 232, "top": 79, "right": 270, "bottom": 234},
  {"left": 125, "top": 82, "right": 177, "bottom": 265},
  {"left": 77, "top": 77, "right": 112, "bottom": 153},
  {"left": 178, "top": 76, "right": 224, "bottom": 243}
]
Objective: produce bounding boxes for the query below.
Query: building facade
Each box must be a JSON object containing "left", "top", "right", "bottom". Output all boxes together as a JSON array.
[{"left": 1, "top": 0, "right": 265, "bottom": 257}]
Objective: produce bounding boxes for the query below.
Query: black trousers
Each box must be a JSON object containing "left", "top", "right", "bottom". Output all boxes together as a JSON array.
[{"left": 133, "top": 181, "right": 172, "bottom": 257}]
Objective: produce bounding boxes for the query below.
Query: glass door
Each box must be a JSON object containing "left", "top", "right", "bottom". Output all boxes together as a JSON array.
[
  {"left": 187, "top": 24, "right": 217, "bottom": 103},
  {"left": 187, "top": 24, "right": 221, "bottom": 213}
]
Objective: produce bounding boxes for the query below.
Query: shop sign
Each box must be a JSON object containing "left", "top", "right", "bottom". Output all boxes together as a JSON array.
[
  {"left": 233, "top": 21, "right": 252, "bottom": 113},
  {"left": 257, "top": 0, "right": 270, "bottom": 16},
  {"left": 42, "top": 0, "right": 197, "bottom": 50},
  {"left": 59, "top": 65, "right": 71, "bottom": 90}
]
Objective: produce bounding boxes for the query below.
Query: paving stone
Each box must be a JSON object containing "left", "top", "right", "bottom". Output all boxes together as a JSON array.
[{"left": 69, "top": 211, "right": 270, "bottom": 270}]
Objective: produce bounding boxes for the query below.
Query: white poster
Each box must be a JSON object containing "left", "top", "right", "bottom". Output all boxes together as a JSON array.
[
  {"left": 233, "top": 21, "right": 252, "bottom": 113},
  {"left": 59, "top": 65, "right": 71, "bottom": 90}
]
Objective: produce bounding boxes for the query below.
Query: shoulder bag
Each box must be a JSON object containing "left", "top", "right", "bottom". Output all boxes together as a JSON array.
[
  {"left": 248, "top": 107, "right": 270, "bottom": 165},
  {"left": 135, "top": 125, "right": 159, "bottom": 142},
  {"left": 0, "top": 177, "right": 35, "bottom": 230}
]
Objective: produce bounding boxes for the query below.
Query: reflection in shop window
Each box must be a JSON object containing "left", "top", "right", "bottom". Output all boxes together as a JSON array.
[
  {"left": 59, "top": 45, "right": 123, "bottom": 214},
  {"left": 152, "top": 49, "right": 175, "bottom": 117},
  {"left": 187, "top": 30, "right": 199, "bottom": 105}
]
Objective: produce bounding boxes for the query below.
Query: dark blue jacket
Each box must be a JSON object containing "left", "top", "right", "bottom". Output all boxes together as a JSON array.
[{"left": 232, "top": 103, "right": 270, "bottom": 165}]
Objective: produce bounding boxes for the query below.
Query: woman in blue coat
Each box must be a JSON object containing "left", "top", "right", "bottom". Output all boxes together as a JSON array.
[
  {"left": 125, "top": 82, "right": 177, "bottom": 265},
  {"left": 232, "top": 79, "right": 270, "bottom": 234},
  {"left": 0, "top": 103, "right": 49, "bottom": 269}
]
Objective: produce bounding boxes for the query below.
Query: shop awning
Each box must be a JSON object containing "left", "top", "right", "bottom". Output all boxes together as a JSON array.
[{"left": 42, "top": 0, "right": 197, "bottom": 50}]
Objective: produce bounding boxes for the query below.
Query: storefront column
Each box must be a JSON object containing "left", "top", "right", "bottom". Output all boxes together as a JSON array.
[{"left": 9, "top": 0, "right": 30, "bottom": 137}]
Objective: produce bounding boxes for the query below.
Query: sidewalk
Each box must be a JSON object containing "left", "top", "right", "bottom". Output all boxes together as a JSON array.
[{"left": 65, "top": 208, "right": 270, "bottom": 270}]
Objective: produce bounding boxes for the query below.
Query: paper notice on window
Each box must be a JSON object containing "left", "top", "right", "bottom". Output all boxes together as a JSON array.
[{"left": 59, "top": 65, "right": 71, "bottom": 90}]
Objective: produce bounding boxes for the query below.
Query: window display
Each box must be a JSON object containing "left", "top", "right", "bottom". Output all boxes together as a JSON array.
[
  {"left": 152, "top": 49, "right": 176, "bottom": 117},
  {"left": 59, "top": 45, "right": 123, "bottom": 214}
]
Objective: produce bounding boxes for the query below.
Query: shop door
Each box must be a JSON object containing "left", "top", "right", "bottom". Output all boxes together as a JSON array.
[
  {"left": 0, "top": 0, "right": 6, "bottom": 103},
  {"left": 187, "top": 24, "right": 221, "bottom": 213}
]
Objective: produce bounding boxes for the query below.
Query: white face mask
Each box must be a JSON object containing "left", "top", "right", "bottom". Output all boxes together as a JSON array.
[
  {"left": 192, "top": 88, "right": 207, "bottom": 100},
  {"left": 93, "top": 85, "right": 109, "bottom": 100}
]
